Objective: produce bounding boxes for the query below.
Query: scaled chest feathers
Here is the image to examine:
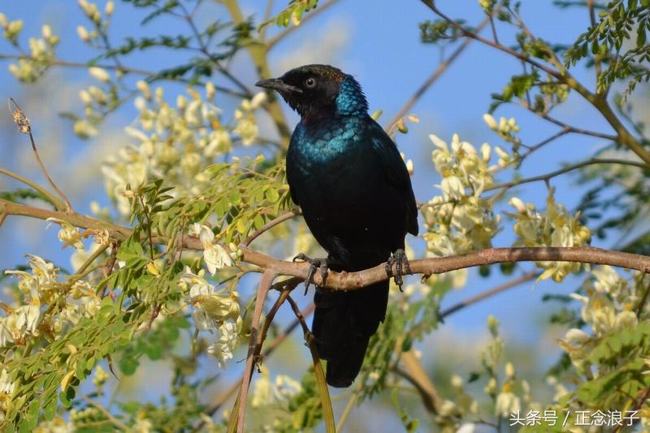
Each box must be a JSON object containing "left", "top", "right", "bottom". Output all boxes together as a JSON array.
[{"left": 288, "top": 116, "right": 367, "bottom": 176}]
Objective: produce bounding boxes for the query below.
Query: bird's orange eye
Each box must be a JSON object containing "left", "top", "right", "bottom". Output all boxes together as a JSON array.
[{"left": 305, "top": 77, "right": 316, "bottom": 88}]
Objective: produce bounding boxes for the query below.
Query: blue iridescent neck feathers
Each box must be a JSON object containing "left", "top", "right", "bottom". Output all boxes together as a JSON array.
[{"left": 335, "top": 76, "right": 368, "bottom": 116}]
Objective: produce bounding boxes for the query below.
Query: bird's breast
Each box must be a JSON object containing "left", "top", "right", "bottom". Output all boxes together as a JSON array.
[{"left": 288, "top": 121, "right": 377, "bottom": 206}]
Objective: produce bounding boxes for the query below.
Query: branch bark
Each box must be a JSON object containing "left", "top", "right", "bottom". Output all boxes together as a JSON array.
[{"left": 2, "top": 198, "right": 649, "bottom": 292}]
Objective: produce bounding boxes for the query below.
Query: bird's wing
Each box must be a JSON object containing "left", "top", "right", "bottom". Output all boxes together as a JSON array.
[{"left": 367, "top": 118, "right": 419, "bottom": 236}]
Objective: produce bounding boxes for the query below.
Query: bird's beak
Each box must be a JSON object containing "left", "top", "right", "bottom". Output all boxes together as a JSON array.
[{"left": 255, "top": 78, "right": 303, "bottom": 94}]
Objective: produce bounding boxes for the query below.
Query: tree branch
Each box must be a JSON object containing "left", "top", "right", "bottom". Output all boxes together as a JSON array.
[
  {"left": 386, "top": 17, "right": 489, "bottom": 133},
  {"left": 266, "top": 0, "right": 341, "bottom": 50},
  {"left": 420, "top": 0, "right": 650, "bottom": 167},
  {"left": 2, "top": 199, "right": 649, "bottom": 292},
  {"left": 223, "top": 0, "right": 292, "bottom": 145},
  {"left": 0, "top": 54, "right": 247, "bottom": 98},
  {"left": 232, "top": 269, "right": 277, "bottom": 433},
  {"left": 486, "top": 158, "right": 647, "bottom": 192},
  {"left": 439, "top": 271, "right": 539, "bottom": 318}
]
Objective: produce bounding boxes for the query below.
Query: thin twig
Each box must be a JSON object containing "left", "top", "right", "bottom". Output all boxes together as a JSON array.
[
  {"left": 232, "top": 269, "right": 277, "bottom": 433},
  {"left": 286, "top": 295, "right": 336, "bottom": 433},
  {"left": 519, "top": 128, "right": 571, "bottom": 161},
  {"left": 9, "top": 99, "right": 73, "bottom": 212},
  {"left": 335, "top": 383, "right": 362, "bottom": 432},
  {"left": 0, "top": 167, "right": 66, "bottom": 210},
  {"left": 244, "top": 209, "right": 299, "bottom": 246},
  {"left": 266, "top": 0, "right": 341, "bottom": 49},
  {"left": 587, "top": 0, "right": 602, "bottom": 78},
  {"left": 178, "top": 2, "right": 252, "bottom": 97},
  {"left": 399, "top": 349, "right": 443, "bottom": 413},
  {"left": 486, "top": 158, "right": 647, "bottom": 193},
  {"left": 82, "top": 397, "right": 129, "bottom": 431},
  {"left": 386, "top": 17, "right": 489, "bottom": 132},
  {"left": 539, "top": 113, "right": 616, "bottom": 141},
  {"left": 440, "top": 271, "right": 539, "bottom": 318}
]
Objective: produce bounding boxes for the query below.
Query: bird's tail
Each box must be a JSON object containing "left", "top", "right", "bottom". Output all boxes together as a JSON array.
[{"left": 312, "top": 280, "right": 389, "bottom": 387}]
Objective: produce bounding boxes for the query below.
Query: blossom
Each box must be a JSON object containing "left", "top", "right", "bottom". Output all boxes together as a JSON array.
[
  {"left": 483, "top": 113, "right": 521, "bottom": 151},
  {"left": 495, "top": 387, "right": 521, "bottom": 416},
  {"left": 207, "top": 320, "right": 239, "bottom": 367},
  {"left": 180, "top": 266, "right": 241, "bottom": 367},
  {"left": 188, "top": 223, "right": 234, "bottom": 273},
  {"left": 509, "top": 189, "right": 591, "bottom": 282},
  {"left": 88, "top": 66, "right": 110, "bottom": 82},
  {"left": 424, "top": 133, "right": 503, "bottom": 257}
]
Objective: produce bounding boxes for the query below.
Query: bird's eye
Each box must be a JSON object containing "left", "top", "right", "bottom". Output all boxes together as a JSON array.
[{"left": 304, "top": 77, "right": 316, "bottom": 88}]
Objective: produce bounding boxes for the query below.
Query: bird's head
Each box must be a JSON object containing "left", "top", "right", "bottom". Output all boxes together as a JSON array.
[{"left": 256, "top": 64, "right": 368, "bottom": 120}]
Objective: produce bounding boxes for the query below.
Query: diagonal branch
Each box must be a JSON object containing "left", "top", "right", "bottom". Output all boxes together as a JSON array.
[
  {"left": 486, "top": 158, "right": 648, "bottom": 192},
  {"left": 232, "top": 269, "right": 277, "bottom": 433},
  {"left": 386, "top": 17, "right": 490, "bottom": 132},
  {"left": 266, "top": 0, "right": 342, "bottom": 50},
  {"left": 419, "top": 0, "right": 650, "bottom": 167}
]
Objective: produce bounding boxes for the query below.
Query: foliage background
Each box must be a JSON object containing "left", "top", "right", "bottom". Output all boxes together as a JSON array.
[{"left": 0, "top": 0, "right": 648, "bottom": 432}]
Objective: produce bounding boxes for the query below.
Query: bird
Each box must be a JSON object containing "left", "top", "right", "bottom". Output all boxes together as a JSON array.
[{"left": 256, "top": 64, "right": 418, "bottom": 387}]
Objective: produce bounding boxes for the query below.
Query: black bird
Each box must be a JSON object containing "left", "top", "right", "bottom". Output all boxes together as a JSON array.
[{"left": 256, "top": 65, "right": 418, "bottom": 387}]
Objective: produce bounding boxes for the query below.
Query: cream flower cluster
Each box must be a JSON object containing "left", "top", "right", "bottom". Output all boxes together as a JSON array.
[
  {"left": 483, "top": 114, "right": 522, "bottom": 153},
  {"left": 251, "top": 366, "right": 302, "bottom": 409},
  {"left": 5, "top": 21, "right": 59, "bottom": 83},
  {"left": 102, "top": 83, "right": 267, "bottom": 216},
  {"left": 179, "top": 265, "right": 241, "bottom": 367},
  {"left": 233, "top": 92, "right": 266, "bottom": 146},
  {"left": 561, "top": 267, "right": 649, "bottom": 368},
  {"left": 423, "top": 133, "right": 501, "bottom": 256},
  {"left": 509, "top": 190, "right": 591, "bottom": 281},
  {"left": 2, "top": 256, "right": 102, "bottom": 349}
]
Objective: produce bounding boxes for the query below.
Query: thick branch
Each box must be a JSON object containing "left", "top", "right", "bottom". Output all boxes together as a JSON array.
[
  {"left": 241, "top": 246, "right": 650, "bottom": 290},
  {"left": 2, "top": 199, "right": 649, "bottom": 291},
  {"left": 223, "top": 0, "right": 292, "bottom": 144}
]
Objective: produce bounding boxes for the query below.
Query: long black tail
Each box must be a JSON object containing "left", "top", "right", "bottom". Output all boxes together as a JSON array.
[{"left": 311, "top": 280, "right": 389, "bottom": 387}]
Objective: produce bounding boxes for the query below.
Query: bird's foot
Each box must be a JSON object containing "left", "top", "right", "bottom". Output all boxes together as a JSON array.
[
  {"left": 292, "top": 253, "right": 329, "bottom": 295},
  {"left": 385, "top": 249, "right": 411, "bottom": 292}
]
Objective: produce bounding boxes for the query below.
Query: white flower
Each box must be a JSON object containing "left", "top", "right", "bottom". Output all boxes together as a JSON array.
[
  {"left": 0, "top": 369, "right": 15, "bottom": 396},
  {"left": 457, "top": 424, "right": 476, "bottom": 433},
  {"left": 189, "top": 223, "right": 234, "bottom": 273},
  {"left": 483, "top": 113, "right": 497, "bottom": 129},
  {"left": 249, "top": 91, "right": 267, "bottom": 109},
  {"left": 440, "top": 176, "right": 465, "bottom": 200},
  {"left": 509, "top": 197, "right": 527, "bottom": 213},
  {"left": 88, "top": 66, "right": 110, "bottom": 82},
  {"left": 208, "top": 320, "right": 239, "bottom": 367},
  {"left": 273, "top": 375, "right": 302, "bottom": 402},
  {"left": 495, "top": 390, "right": 521, "bottom": 416},
  {"left": 564, "top": 328, "right": 590, "bottom": 346},
  {"left": 77, "top": 25, "right": 90, "bottom": 41}
]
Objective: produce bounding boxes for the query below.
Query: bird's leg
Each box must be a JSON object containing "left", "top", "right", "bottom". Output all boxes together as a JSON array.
[
  {"left": 385, "top": 249, "right": 411, "bottom": 291},
  {"left": 292, "top": 253, "right": 329, "bottom": 295}
]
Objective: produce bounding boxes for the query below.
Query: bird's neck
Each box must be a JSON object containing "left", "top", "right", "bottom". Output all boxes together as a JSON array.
[{"left": 335, "top": 76, "right": 368, "bottom": 115}]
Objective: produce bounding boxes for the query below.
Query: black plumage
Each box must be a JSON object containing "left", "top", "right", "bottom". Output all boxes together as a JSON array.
[{"left": 257, "top": 65, "right": 418, "bottom": 387}]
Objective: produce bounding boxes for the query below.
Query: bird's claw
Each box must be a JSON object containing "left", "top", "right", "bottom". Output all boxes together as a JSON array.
[
  {"left": 385, "top": 249, "right": 411, "bottom": 291},
  {"left": 293, "top": 253, "right": 329, "bottom": 295}
]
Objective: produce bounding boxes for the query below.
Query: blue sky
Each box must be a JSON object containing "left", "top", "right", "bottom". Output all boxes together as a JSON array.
[{"left": 0, "top": 1, "right": 640, "bottom": 418}]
